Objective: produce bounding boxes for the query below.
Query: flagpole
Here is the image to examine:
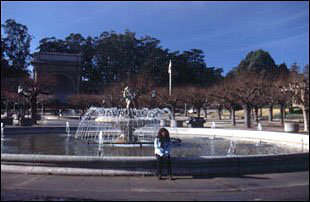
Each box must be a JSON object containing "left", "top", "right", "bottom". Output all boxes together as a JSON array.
[
  {"left": 168, "top": 60, "right": 172, "bottom": 96},
  {"left": 169, "top": 69, "right": 172, "bottom": 96}
]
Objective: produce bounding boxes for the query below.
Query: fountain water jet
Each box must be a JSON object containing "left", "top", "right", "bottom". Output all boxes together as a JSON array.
[
  {"left": 1, "top": 123, "right": 4, "bottom": 141},
  {"left": 66, "top": 122, "right": 70, "bottom": 136}
]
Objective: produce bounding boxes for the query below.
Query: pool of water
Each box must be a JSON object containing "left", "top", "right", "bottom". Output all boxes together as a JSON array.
[{"left": 1, "top": 133, "right": 303, "bottom": 157}]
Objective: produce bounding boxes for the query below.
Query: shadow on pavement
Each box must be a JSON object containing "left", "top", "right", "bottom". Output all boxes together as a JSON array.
[{"left": 171, "top": 174, "right": 270, "bottom": 180}]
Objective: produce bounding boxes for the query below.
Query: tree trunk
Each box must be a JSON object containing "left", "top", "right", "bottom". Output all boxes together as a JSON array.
[
  {"left": 302, "top": 106, "right": 309, "bottom": 132},
  {"left": 203, "top": 107, "right": 207, "bottom": 119},
  {"left": 288, "top": 103, "right": 294, "bottom": 113},
  {"left": 21, "top": 102, "right": 25, "bottom": 118},
  {"left": 280, "top": 104, "right": 285, "bottom": 125},
  {"left": 243, "top": 105, "right": 251, "bottom": 128},
  {"left": 31, "top": 96, "right": 37, "bottom": 125},
  {"left": 197, "top": 107, "right": 201, "bottom": 118},
  {"left": 5, "top": 102, "right": 9, "bottom": 114},
  {"left": 268, "top": 105, "right": 273, "bottom": 122},
  {"left": 217, "top": 108, "right": 222, "bottom": 120},
  {"left": 41, "top": 104, "right": 44, "bottom": 115},
  {"left": 231, "top": 108, "right": 236, "bottom": 126},
  {"left": 254, "top": 106, "right": 259, "bottom": 123},
  {"left": 184, "top": 103, "right": 188, "bottom": 117}
]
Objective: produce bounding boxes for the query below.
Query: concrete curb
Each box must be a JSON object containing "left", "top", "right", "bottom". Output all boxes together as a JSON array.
[{"left": 1, "top": 153, "right": 308, "bottom": 176}]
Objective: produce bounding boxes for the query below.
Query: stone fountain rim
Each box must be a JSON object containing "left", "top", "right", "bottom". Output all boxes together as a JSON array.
[{"left": 1, "top": 152, "right": 308, "bottom": 176}]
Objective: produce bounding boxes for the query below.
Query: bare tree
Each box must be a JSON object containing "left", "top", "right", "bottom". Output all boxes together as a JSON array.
[
  {"left": 101, "top": 82, "right": 124, "bottom": 108},
  {"left": 230, "top": 73, "right": 265, "bottom": 128},
  {"left": 154, "top": 87, "right": 185, "bottom": 120},
  {"left": 127, "top": 72, "right": 155, "bottom": 108},
  {"left": 18, "top": 76, "right": 56, "bottom": 124},
  {"left": 265, "top": 73, "right": 292, "bottom": 125},
  {"left": 185, "top": 86, "right": 207, "bottom": 118},
  {"left": 68, "top": 94, "right": 102, "bottom": 113},
  {"left": 37, "top": 94, "right": 58, "bottom": 115},
  {"left": 1, "top": 77, "right": 20, "bottom": 114},
  {"left": 287, "top": 66, "right": 309, "bottom": 132},
  {"left": 209, "top": 79, "right": 240, "bottom": 126},
  {"left": 1, "top": 90, "right": 18, "bottom": 114}
]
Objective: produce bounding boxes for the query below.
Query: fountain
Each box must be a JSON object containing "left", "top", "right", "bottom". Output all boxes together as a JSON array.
[
  {"left": 75, "top": 107, "right": 166, "bottom": 144},
  {"left": 75, "top": 86, "right": 173, "bottom": 146}
]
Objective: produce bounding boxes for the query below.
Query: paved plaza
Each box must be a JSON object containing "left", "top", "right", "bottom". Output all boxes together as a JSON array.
[{"left": 1, "top": 171, "right": 309, "bottom": 201}]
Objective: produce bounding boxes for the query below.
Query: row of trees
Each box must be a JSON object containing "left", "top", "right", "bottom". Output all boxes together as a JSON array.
[{"left": 66, "top": 50, "right": 309, "bottom": 132}]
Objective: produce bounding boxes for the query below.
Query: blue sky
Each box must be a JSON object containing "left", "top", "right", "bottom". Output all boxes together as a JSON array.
[{"left": 1, "top": 1, "right": 309, "bottom": 75}]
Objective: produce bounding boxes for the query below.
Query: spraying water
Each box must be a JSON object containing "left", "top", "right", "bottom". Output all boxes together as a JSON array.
[
  {"left": 227, "top": 137, "right": 236, "bottom": 156},
  {"left": 66, "top": 121, "right": 70, "bottom": 136},
  {"left": 257, "top": 123, "right": 263, "bottom": 131},
  {"left": 211, "top": 122, "right": 216, "bottom": 129},
  {"left": 75, "top": 107, "right": 170, "bottom": 144},
  {"left": 1, "top": 123, "right": 4, "bottom": 141}
]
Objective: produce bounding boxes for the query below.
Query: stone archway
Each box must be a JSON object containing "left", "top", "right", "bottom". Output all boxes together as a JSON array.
[
  {"left": 32, "top": 52, "right": 82, "bottom": 103},
  {"left": 51, "top": 74, "right": 75, "bottom": 103}
]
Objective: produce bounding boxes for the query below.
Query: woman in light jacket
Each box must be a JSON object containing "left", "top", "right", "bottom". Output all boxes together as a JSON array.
[{"left": 154, "top": 128, "right": 173, "bottom": 180}]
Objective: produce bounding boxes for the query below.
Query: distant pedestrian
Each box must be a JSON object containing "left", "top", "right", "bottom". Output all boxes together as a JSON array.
[{"left": 154, "top": 128, "right": 173, "bottom": 180}]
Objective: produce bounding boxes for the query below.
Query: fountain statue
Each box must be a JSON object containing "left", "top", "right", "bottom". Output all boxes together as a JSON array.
[{"left": 123, "top": 86, "right": 136, "bottom": 109}]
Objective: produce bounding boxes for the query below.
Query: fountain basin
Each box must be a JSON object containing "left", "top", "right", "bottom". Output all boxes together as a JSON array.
[{"left": 1, "top": 127, "right": 308, "bottom": 176}]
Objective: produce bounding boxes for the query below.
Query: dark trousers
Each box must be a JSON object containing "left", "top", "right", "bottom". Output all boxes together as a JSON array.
[{"left": 156, "top": 154, "right": 172, "bottom": 176}]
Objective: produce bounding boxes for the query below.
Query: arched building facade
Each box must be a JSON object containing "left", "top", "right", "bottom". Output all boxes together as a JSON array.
[{"left": 32, "top": 52, "right": 82, "bottom": 103}]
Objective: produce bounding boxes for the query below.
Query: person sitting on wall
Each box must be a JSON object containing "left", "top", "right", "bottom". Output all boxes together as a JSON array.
[{"left": 154, "top": 128, "right": 173, "bottom": 180}]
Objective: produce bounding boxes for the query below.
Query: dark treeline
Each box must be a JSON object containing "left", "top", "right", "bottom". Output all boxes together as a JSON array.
[{"left": 36, "top": 31, "right": 223, "bottom": 93}]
